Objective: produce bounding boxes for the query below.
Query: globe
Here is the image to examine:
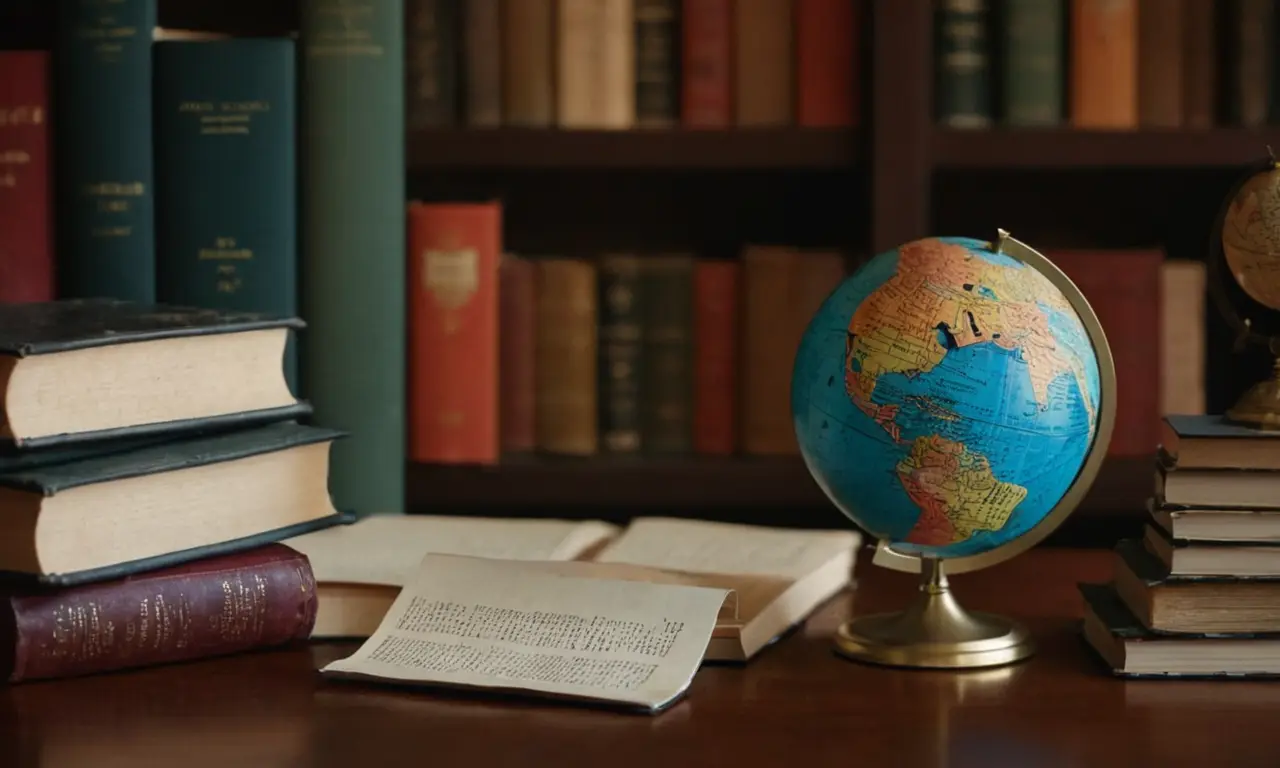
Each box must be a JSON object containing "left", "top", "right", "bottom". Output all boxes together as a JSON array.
[
  {"left": 1222, "top": 164, "right": 1280, "bottom": 311},
  {"left": 792, "top": 235, "right": 1107, "bottom": 561}
]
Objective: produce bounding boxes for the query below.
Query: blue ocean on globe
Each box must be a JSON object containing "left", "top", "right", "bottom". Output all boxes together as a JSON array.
[{"left": 791, "top": 236, "right": 1103, "bottom": 559}]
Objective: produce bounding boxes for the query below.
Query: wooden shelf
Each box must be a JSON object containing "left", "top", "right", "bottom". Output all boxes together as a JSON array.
[
  {"left": 933, "top": 128, "right": 1280, "bottom": 169},
  {"left": 406, "top": 128, "right": 861, "bottom": 170},
  {"left": 406, "top": 454, "right": 1152, "bottom": 531}
]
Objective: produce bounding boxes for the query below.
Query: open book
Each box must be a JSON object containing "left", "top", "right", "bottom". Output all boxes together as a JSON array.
[
  {"left": 318, "top": 553, "right": 734, "bottom": 713},
  {"left": 286, "top": 515, "right": 861, "bottom": 661}
]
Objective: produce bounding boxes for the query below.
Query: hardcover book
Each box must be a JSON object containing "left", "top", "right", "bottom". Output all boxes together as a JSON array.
[{"left": 0, "top": 299, "right": 306, "bottom": 447}]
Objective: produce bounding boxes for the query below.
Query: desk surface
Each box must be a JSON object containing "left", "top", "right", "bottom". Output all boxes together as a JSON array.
[{"left": 4, "top": 547, "right": 1279, "bottom": 767}]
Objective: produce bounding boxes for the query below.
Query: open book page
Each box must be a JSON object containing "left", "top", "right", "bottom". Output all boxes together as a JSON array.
[
  {"left": 319, "top": 554, "right": 732, "bottom": 713},
  {"left": 595, "top": 517, "right": 861, "bottom": 580},
  {"left": 283, "top": 515, "right": 620, "bottom": 587}
]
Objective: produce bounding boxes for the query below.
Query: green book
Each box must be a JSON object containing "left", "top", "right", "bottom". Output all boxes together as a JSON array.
[
  {"left": 299, "top": 0, "right": 406, "bottom": 514},
  {"left": 641, "top": 255, "right": 694, "bottom": 454}
]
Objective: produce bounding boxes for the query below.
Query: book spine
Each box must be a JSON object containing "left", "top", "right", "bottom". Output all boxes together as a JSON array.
[
  {"left": 795, "top": 0, "right": 859, "bottom": 128},
  {"left": 634, "top": 0, "right": 678, "bottom": 127},
  {"left": 300, "top": 0, "right": 406, "bottom": 514},
  {"left": 499, "top": 255, "right": 536, "bottom": 452},
  {"left": 535, "top": 259, "right": 598, "bottom": 456},
  {"left": 1002, "top": 0, "right": 1063, "bottom": 126},
  {"left": 501, "top": 0, "right": 555, "bottom": 126},
  {"left": 153, "top": 40, "right": 299, "bottom": 391},
  {"left": 1160, "top": 260, "right": 1206, "bottom": 416},
  {"left": 694, "top": 260, "right": 738, "bottom": 455},
  {"left": 1181, "top": 0, "right": 1216, "bottom": 127},
  {"left": 680, "top": 0, "right": 733, "bottom": 128},
  {"left": 0, "top": 51, "right": 53, "bottom": 303},
  {"left": 558, "top": 0, "right": 636, "bottom": 129},
  {"left": 407, "top": 202, "right": 501, "bottom": 465},
  {"left": 53, "top": 0, "right": 156, "bottom": 302},
  {"left": 734, "top": 0, "right": 794, "bottom": 126},
  {"left": 1069, "top": 0, "right": 1138, "bottom": 129},
  {"left": 4, "top": 546, "right": 317, "bottom": 683},
  {"left": 406, "top": 0, "right": 460, "bottom": 128},
  {"left": 598, "top": 254, "right": 645, "bottom": 454},
  {"left": 935, "top": 0, "right": 992, "bottom": 128},
  {"left": 463, "top": 0, "right": 503, "bottom": 126},
  {"left": 641, "top": 255, "right": 694, "bottom": 455},
  {"left": 1137, "top": 0, "right": 1184, "bottom": 127},
  {"left": 1233, "top": 0, "right": 1273, "bottom": 127},
  {"left": 741, "top": 247, "right": 797, "bottom": 455}
]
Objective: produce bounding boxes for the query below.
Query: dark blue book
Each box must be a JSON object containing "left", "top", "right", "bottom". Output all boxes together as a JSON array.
[
  {"left": 154, "top": 38, "right": 299, "bottom": 390},
  {"left": 53, "top": 0, "right": 156, "bottom": 302}
]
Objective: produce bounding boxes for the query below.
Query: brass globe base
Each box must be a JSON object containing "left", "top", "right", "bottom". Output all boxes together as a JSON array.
[
  {"left": 1226, "top": 357, "right": 1280, "bottom": 430},
  {"left": 833, "top": 558, "right": 1035, "bottom": 669}
]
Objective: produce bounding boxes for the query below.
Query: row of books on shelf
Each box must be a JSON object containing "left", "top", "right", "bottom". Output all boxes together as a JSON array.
[
  {"left": 0, "top": 299, "right": 861, "bottom": 695},
  {"left": 1083, "top": 414, "right": 1280, "bottom": 678},
  {"left": 410, "top": 200, "right": 1209, "bottom": 466},
  {"left": 939, "top": 0, "right": 1275, "bottom": 130},
  {"left": 1, "top": 0, "right": 410, "bottom": 513},
  {"left": 411, "top": 0, "right": 859, "bottom": 131}
]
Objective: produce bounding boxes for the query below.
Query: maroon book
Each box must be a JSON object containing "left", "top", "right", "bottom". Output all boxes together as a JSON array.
[
  {"left": 0, "top": 50, "right": 53, "bottom": 304},
  {"left": 0, "top": 544, "right": 318, "bottom": 683},
  {"left": 681, "top": 0, "right": 733, "bottom": 128},
  {"left": 500, "top": 254, "right": 537, "bottom": 452},
  {"left": 694, "top": 260, "right": 739, "bottom": 454}
]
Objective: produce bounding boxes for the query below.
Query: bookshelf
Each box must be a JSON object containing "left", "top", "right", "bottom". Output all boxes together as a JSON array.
[{"left": 6, "top": 0, "right": 1260, "bottom": 541}]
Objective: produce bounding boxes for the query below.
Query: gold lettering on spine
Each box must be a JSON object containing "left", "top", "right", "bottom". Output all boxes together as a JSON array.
[
  {"left": 197, "top": 236, "right": 253, "bottom": 294},
  {"left": 307, "top": 0, "right": 387, "bottom": 58}
]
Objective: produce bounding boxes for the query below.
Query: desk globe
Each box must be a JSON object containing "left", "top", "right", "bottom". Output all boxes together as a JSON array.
[
  {"left": 791, "top": 231, "right": 1116, "bottom": 669},
  {"left": 1210, "top": 156, "right": 1280, "bottom": 428}
]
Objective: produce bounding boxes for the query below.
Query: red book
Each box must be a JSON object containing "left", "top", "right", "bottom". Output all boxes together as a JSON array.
[
  {"left": 795, "top": 0, "right": 859, "bottom": 127},
  {"left": 681, "top": 0, "right": 734, "bottom": 128},
  {"left": 0, "top": 51, "right": 53, "bottom": 303},
  {"left": 694, "top": 260, "right": 739, "bottom": 454},
  {"left": 1049, "top": 249, "right": 1163, "bottom": 459},
  {"left": 499, "top": 254, "right": 536, "bottom": 452},
  {"left": 1, "top": 545, "right": 317, "bottom": 683},
  {"left": 408, "top": 201, "right": 501, "bottom": 464}
]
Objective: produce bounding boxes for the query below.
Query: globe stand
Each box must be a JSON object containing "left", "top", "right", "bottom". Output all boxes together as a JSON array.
[
  {"left": 833, "top": 557, "right": 1034, "bottom": 669},
  {"left": 1226, "top": 355, "right": 1280, "bottom": 430}
]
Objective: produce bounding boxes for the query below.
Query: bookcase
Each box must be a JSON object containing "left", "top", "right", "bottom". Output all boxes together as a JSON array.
[{"left": 7, "top": 0, "right": 1273, "bottom": 542}]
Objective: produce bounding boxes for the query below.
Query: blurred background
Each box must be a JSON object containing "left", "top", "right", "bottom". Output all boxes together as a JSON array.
[{"left": 1, "top": 0, "right": 1268, "bottom": 545}]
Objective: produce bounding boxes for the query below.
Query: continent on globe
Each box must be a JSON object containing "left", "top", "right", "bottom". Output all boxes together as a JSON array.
[
  {"left": 895, "top": 435, "right": 1027, "bottom": 547},
  {"left": 1222, "top": 170, "right": 1280, "bottom": 311},
  {"left": 843, "top": 238, "right": 1096, "bottom": 441}
]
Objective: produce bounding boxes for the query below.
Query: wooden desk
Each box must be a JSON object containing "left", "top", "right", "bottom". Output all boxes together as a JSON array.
[{"left": 4, "top": 548, "right": 1278, "bottom": 767}]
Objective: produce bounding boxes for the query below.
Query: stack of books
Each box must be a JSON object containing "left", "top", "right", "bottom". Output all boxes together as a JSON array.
[
  {"left": 0, "top": 299, "right": 346, "bottom": 683},
  {"left": 1081, "top": 414, "right": 1280, "bottom": 678}
]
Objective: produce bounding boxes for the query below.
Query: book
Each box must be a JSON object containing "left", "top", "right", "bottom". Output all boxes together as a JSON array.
[
  {"left": 289, "top": 515, "right": 861, "bottom": 661},
  {"left": 299, "top": 0, "right": 406, "bottom": 515},
  {"left": 1144, "top": 524, "right": 1280, "bottom": 578},
  {"left": 0, "top": 50, "right": 53, "bottom": 304},
  {"left": 1160, "top": 414, "right": 1280, "bottom": 471},
  {"left": 1157, "top": 463, "right": 1280, "bottom": 510},
  {"left": 287, "top": 515, "right": 621, "bottom": 637},
  {"left": 1080, "top": 582, "right": 1280, "bottom": 678},
  {"left": 1150, "top": 499, "right": 1280, "bottom": 543},
  {"left": 0, "top": 544, "right": 317, "bottom": 682},
  {"left": 0, "top": 422, "right": 344, "bottom": 584},
  {"left": 680, "top": 0, "right": 733, "bottom": 128},
  {"left": 1113, "top": 537, "right": 1280, "bottom": 634},
  {"left": 318, "top": 553, "right": 732, "bottom": 713},
  {"left": 153, "top": 37, "right": 300, "bottom": 390},
  {"left": 0, "top": 299, "right": 306, "bottom": 447},
  {"left": 54, "top": 0, "right": 157, "bottom": 303}
]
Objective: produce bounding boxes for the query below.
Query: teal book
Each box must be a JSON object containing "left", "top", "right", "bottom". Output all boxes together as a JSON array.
[
  {"left": 300, "top": 0, "right": 406, "bottom": 514},
  {"left": 154, "top": 39, "right": 299, "bottom": 391},
  {"left": 53, "top": 0, "right": 156, "bottom": 302},
  {"left": 934, "top": 0, "right": 992, "bottom": 128}
]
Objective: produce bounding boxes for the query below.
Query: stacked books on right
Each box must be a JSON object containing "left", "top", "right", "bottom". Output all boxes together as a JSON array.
[{"left": 1082, "top": 414, "right": 1280, "bottom": 678}]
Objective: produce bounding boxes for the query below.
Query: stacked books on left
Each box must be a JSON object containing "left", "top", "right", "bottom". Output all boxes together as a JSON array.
[
  {"left": 0, "top": 299, "right": 346, "bottom": 683},
  {"left": 1081, "top": 414, "right": 1280, "bottom": 678}
]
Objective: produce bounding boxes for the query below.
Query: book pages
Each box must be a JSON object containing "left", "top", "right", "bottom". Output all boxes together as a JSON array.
[
  {"left": 319, "top": 554, "right": 732, "bottom": 713},
  {"left": 594, "top": 517, "right": 860, "bottom": 580},
  {"left": 285, "top": 515, "right": 620, "bottom": 587}
]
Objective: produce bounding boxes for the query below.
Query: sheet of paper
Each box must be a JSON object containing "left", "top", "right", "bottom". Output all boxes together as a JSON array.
[
  {"left": 284, "top": 515, "right": 620, "bottom": 587},
  {"left": 594, "top": 517, "right": 860, "bottom": 581},
  {"left": 319, "top": 553, "right": 731, "bottom": 713}
]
